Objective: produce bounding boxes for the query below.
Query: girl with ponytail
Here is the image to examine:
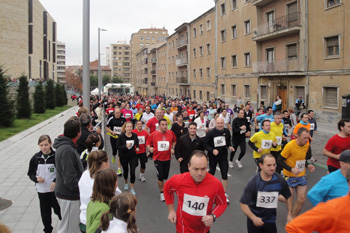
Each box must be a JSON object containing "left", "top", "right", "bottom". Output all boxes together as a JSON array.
[{"left": 80, "top": 132, "right": 101, "bottom": 170}]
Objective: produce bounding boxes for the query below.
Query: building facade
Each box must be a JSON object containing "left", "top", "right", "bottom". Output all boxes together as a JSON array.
[
  {"left": 56, "top": 42, "right": 66, "bottom": 83},
  {"left": 107, "top": 42, "right": 131, "bottom": 83}
]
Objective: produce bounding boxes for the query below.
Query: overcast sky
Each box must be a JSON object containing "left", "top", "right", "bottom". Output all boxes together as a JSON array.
[{"left": 39, "top": 0, "right": 215, "bottom": 66}]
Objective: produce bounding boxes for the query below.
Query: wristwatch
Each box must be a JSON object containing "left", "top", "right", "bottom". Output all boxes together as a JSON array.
[{"left": 211, "top": 214, "right": 216, "bottom": 222}]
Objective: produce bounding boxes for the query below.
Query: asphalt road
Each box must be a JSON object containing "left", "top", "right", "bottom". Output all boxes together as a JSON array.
[{"left": 104, "top": 132, "right": 328, "bottom": 233}]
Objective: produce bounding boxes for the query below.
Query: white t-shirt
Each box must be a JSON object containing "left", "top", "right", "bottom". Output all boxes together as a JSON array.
[
  {"left": 102, "top": 217, "right": 128, "bottom": 233},
  {"left": 165, "top": 112, "right": 174, "bottom": 124},
  {"left": 219, "top": 114, "right": 231, "bottom": 128}
]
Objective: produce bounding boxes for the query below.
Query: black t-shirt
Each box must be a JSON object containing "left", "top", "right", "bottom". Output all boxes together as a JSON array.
[
  {"left": 283, "top": 117, "right": 292, "bottom": 128},
  {"left": 106, "top": 116, "right": 126, "bottom": 135}
]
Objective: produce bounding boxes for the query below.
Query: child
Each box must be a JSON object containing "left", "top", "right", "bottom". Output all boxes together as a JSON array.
[
  {"left": 100, "top": 192, "right": 138, "bottom": 233},
  {"left": 27, "top": 135, "right": 61, "bottom": 233},
  {"left": 80, "top": 132, "right": 101, "bottom": 170}
]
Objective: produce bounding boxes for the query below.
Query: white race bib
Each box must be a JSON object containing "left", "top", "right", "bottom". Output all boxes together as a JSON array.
[
  {"left": 155, "top": 123, "right": 159, "bottom": 130},
  {"left": 138, "top": 136, "right": 145, "bottom": 145},
  {"left": 295, "top": 160, "right": 306, "bottom": 171},
  {"left": 182, "top": 194, "right": 209, "bottom": 216},
  {"left": 108, "top": 110, "right": 114, "bottom": 114},
  {"left": 184, "top": 121, "right": 189, "bottom": 128},
  {"left": 113, "top": 126, "right": 122, "bottom": 135},
  {"left": 246, "top": 117, "right": 251, "bottom": 122},
  {"left": 256, "top": 191, "right": 278, "bottom": 209},
  {"left": 310, "top": 123, "right": 315, "bottom": 131},
  {"left": 214, "top": 136, "right": 226, "bottom": 147},
  {"left": 261, "top": 140, "right": 272, "bottom": 149},
  {"left": 189, "top": 114, "right": 195, "bottom": 119},
  {"left": 157, "top": 141, "right": 169, "bottom": 151},
  {"left": 240, "top": 127, "right": 246, "bottom": 134},
  {"left": 125, "top": 113, "right": 131, "bottom": 119},
  {"left": 126, "top": 140, "right": 134, "bottom": 149},
  {"left": 276, "top": 136, "right": 282, "bottom": 146}
]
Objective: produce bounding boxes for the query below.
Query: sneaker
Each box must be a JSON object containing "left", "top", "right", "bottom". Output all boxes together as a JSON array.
[
  {"left": 236, "top": 159, "right": 242, "bottom": 168},
  {"left": 112, "top": 156, "right": 116, "bottom": 164},
  {"left": 130, "top": 189, "right": 136, "bottom": 196},
  {"left": 124, "top": 184, "right": 129, "bottom": 190},
  {"left": 139, "top": 174, "right": 146, "bottom": 182},
  {"left": 310, "top": 156, "right": 317, "bottom": 163},
  {"left": 160, "top": 193, "right": 165, "bottom": 202},
  {"left": 229, "top": 161, "right": 234, "bottom": 168},
  {"left": 225, "top": 193, "right": 230, "bottom": 205},
  {"left": 117, "top": 168, "right": 122, "bottom": 176}
]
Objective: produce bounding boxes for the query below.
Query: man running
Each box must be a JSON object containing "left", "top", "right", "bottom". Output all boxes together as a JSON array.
[
  {"left": 164, "top": 150, "right": 227, "bottom": 233},
  {"left": 270, "top": 112, "right": 286, "bottom": 174},
  {"left": 132, "top": 120, "right": 149, "bottom": 182},
  {"left": 255, "top": 107, "right": 274, "bottom": 130}
]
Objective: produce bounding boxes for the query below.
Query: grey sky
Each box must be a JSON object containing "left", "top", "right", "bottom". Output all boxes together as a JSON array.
[{"left": 39, "top": 0, "right": 215, "bottom": 66}]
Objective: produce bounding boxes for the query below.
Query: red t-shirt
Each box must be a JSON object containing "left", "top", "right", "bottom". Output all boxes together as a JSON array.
[
  {"left": 121, "top": 109, "right": 133, "bottom": 121},
  {"left": 146, "top": 130, "right": 176, "bottom": 161},
  {"left": 135, "top": 103, "right": 144, "bottom": 110},
  {"left": 164, "top": 172, "right": 227, "bottom": 233},
  {"left": 324, "top": 134, "right": 350, "bottom": 169},
  {"left": 105, "top": 108, "right": 115, "bottom": 115},
  {"left": 132, "top": 129, "right": 149, "bottom": 154},
  {"left": 146, "top": 117, "right": 160, "bottom": 134},
  {"left": 187, "top": 110, "right": 196, "bottom": 122}
]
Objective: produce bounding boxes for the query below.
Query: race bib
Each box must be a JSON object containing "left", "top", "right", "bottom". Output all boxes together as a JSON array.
[
  {"left": 108, "top": 110, "right": 114, "bottom": 114},
  {"left": 246, "top": 117, "right": 251, "bottom": 122},
  {"left": 155, "top": 123, "right": 159, "bottom": 130},
  {"left": 256, "top": 191, "right": 278, "bottom": 209},
  {"left": 214, "top": 136, "right": 226, "bottom": 147},
  {"left": 261, "top": 140, "right": 272, "bottom": 149},
  {"left": 113, "top": 126, "right": 122, "bottom": 135},
  {"left": 138, "top": 136, "right": 145, "bottom": 145},
  {"left": 276, "top": 136, "right": 282, "bottom": 146},
  {"left": 189, "top": 114, "right": 195, "bottom": 119},
  {"left": 240, "top": 128, "right": 246, "bottom": 134},
  {"left": 126, "top": 140, "right": 134, "bottom": 149},
  {"left": 182, "top": 194, "right": 209, "bottom": 216},
  {"left": 125, "top": 113, "right": 131, "bottom": 119},
  {"left": 157, "top": 141, "right": 169, "bottom": 151},
  {"left": 310, "top": 123, "right": 315, "bottom": 131},
  {"left": 295, "top": 160, "right": 306, "bottom": 171},
  {"left": 184, "top": 121, "right": 190, "bottom": 128}
]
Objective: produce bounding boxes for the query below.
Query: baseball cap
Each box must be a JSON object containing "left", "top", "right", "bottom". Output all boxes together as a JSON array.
[{"left": 339, "top": 150, "right": 350, "bottom": 163}]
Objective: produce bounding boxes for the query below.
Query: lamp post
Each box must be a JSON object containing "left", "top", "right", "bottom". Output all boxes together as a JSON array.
[{"left": 98, "top": 27, "right": 107, "bottom": 99}]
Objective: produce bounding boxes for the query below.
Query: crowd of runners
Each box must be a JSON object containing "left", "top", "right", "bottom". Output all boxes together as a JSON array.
[{"left": 26, "top": 94, "right": 350, "bottom": 233}]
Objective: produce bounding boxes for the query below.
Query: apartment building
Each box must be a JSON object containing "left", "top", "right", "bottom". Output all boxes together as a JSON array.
[
  {"left": 78, "top": 60, "right": 111, "bottom": 79},
  {"left": 56, "top": 42, "right": 66, "bottom": 83},
  {"left": 157, "top": 43, "right": 168, "bottom": 95},
  {"left": 0, "top": 0, "right": 57, "bottom": 81},
  {"left": 107, "top": 42, "right": 131, "bottom": 83},
  {"left": 130, "top": 28, "right": 168, "bottom": 92},
  {"left": 135, "top": 47, "right": 148, "bottom": 96}
]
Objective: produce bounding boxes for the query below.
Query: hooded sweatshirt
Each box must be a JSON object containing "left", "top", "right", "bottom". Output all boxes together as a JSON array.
[{"left": 53, "top": 135, "right": 84, "bottom": 200}]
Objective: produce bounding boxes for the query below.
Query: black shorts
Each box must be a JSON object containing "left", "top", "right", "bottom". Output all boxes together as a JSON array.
[
  {"left": 138, "top": 152, "right": 148, "bottom": 169},
  {"left": 154, "top": 160, "right": 171, "bottom": 181}
]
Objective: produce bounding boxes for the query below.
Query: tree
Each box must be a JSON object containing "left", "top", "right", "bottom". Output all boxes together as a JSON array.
[
  {"left": 112, "top": 76, "right": 123, "bottom": 83},
  {"left": 0, "top": 67, "right": 15, "bottom": 127},
  {"left": 55, "top": 83, "right": 64, "bottom": 107},
  {"left": 34, "top": 82, "right": 46, "bottom": 113},
  {"left": 16, "top": 75, "right": 31, "bottom": 119},
  {"left": 45, "top": 79, "right": 56, "bottom": 109},
  {"left": 102, "top": 75, "right": 111, "bottom": 86},
  {"left": 62, "top": 84, "right": 68, "bottom": 105},
  {"left": 90, "top": 75, "right": 98, "bottom": 90}
]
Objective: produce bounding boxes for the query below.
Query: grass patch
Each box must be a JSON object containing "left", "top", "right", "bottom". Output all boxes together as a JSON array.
[{"left": 0, "top": 106, "right": 71, "bottom": 142}]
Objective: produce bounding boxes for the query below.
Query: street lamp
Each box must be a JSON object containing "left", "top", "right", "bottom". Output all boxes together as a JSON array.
[{"left": 98, "top": 27, "right": 107, "bottom": 99}]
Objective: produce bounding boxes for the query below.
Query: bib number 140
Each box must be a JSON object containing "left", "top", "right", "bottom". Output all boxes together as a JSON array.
[{"left": 182, "top": 194, "right": 209, "bottom": 216}]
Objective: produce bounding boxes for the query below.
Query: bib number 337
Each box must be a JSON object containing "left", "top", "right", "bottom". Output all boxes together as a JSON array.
[
  {"left": 182, "top": 194, "right": 209, "bottom": 216},
  {"left": 256, "top": 191, "right": 278, "bottom": 209}
]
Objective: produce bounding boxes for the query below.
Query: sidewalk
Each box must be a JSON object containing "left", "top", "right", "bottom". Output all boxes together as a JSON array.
[{"left": 0, "top": 106, "right": 78, "bottom": 233}]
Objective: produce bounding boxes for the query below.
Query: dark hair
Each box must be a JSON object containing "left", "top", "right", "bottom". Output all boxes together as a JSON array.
[
  {"left": 300, "top": 113, "right": 308, "bottom": 119},
  {"left": 188, "top": 150, "right": 207, "bottom": 165},
  {"left": 238, "top": 109, "right": 244, "bottom": 114},
  {"left": 38, "top": 135, "right": 51, "bottom": 144},
  {"left": 176, "top": 112, "right": 183, "bottom": 118},
  {"left": 283, "top": 110, "right": 288, "bottom": 114},
  {"left": 188, "top": 122, "right": 197, "bottom": 128},
  {"left": 91, "top": 169, "right": 117, "bottom": 204},
  {"left": 158, "top": 118, "right": 167, "bottom": 124},
  {"left": 297, "top": 127, "right": 309, "bottom": 136},
  {"left": 258, "top": 153, "right": 276, "bottom": 165},
  {"left": 260, "top": 101, "right": 265, "bottom": 105},
  {"left": 63, "top": 116, "right": 81, "bottom": 139},
  {"left": 266, "top": 106, "right": 272, "bottom": 111},
  {"left": 307, "top": 110, "right": 314, "bottom": 114},
  {"left": 338, "top": 119, "right": 350, "bottom": 131},
  {"left": 261, "top": 119, "right": 271, "bottom": 127},
  {"left": 85, "top": 133, "right": 100, "bottom": 152},
  {"left": 100, "top": 192, "right": 138, "bottom": 233},
  {"left": 88, "top": 150, "right": 109, "bottom": 178}
]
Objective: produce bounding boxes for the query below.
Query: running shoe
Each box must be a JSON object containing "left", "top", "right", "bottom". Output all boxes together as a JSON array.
[
  {"left": 236, "top": 159, "right": 242, "bottom": 168},
  {"left": 160, "top": 193, "right": 165, "bottom": 202},
  {"left": 229, "top": 161, "right": 234, "bottom": 168},
  {"left": 225, "top": 193, "right": 230, "bottom": 204},
  {"left": 112, "top": 156, "right": 116, "bottom": 164},
  {"left": 124, "top": 183, "right": 129, "bottom": 190},
  {"left": 117, "top": 168, "right": 122, "bottom": 176},
  {"left": 139, "top": 174, "right": 146, "bottom": 182},
  {"left": 130, "top": 189, "right": 136, "bottom": 196},
  {"left": 310, "top": 156, "right": 317, "bottom": 163}
]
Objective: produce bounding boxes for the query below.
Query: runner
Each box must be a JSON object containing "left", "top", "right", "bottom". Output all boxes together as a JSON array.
[
  {"left": 230, "top": 109, "right": 250, "bottom": 168},
  {"left": 171, "top": 112, "right": 188, "bottom": 141},
  {"left": 307, "top": 110, "right": 317, "bottom": 138},
  {"left": 219, "top": 108, "right": 231, "bottom": 130},
  {"left": 244, "top": 103, "right": 253, "bottom": 124},
  {"left": 278, "top": 127, "right": 315, "bottom": 219},
  {"left": 141, "top": 106, "right": 154, "bottom": 128},
  {"left": 204, "top": 117, "right": 235, "bottom": 203},
  {"left": 270, "top": 112, "right": 286, "bottom": 174},
  {"left": 194, "top": 111, "right": 208, "bottom": 139},
  {"left": 240, "top": 153, "right": 292, "bottom": 233},
  {"left": 146, "top": 119, "right": 177, "bottom": 202},
  {"left": 323, "top": 119, "right": 350, "bottom": 173},
  {"left": 144, "top": 109, "right": 162, "bottom": 134},
  {"left": 291, "top": 113, "right": 310, "bottom": 139},
  {"left": 255, "top": 107, "right": 274, "bottom": 130},
  {"left": 164, "top": 150, "right": 227, "bottom": 233},
  {"left": 175, "top": 122, "right": 204, "bottom": 173},
  {"left": 105, "top": 109, "right": 126, "bottom": 176},
  {"left": 254, "top": 108, "right": 264, "bottom": 133},
  {"left": 132, "top": 120, "right": 149, "bottom": 182}
]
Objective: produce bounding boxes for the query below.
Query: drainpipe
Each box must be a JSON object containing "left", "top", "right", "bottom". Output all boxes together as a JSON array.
[
  {"left": 214, "top": 0, "right": 218, "bottom": 99},
  {"left": 304, "top": 0, "right": 309, "bottom": 109}
]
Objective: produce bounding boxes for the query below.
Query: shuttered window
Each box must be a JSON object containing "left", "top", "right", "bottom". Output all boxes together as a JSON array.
[
  {"left": 326, "top": 36, "right": 339, "bottom": 57},
  {"left": 287, "top": 44, "right": 298, "bottom": 59},
  {"left": 323, "top": 87, "right": 338, "bottom": 108},
  {"left": 260, "top": 85, "right": 267, "bottom": 99}
]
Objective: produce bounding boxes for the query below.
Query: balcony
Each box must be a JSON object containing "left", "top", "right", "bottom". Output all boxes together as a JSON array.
[
  {"left": 176, "top": 57, "right": 188, "bottom": 67},
  {"left": 253, "top": 12, "right": 301, "bottom": 41},
  {"left": 252, "top": 58, "right": 303, "bottom": 75},
  {"left": 151, "top": 82, "right": 156, "bottom": 86},
  {"left": 176, "top": 76, "right": 189, "bottom": 85},
  {"left": 151, "top": 70, "right": 156, "bottom": 75},
  {"left": 177, "top": 38, "right": 188, "bottom": 49},
  {"left": 151, "top": 57, "right": 157, "bottom": 63},
  {"left": 252, "top": 0, "right": 274, "bottom": 7}
]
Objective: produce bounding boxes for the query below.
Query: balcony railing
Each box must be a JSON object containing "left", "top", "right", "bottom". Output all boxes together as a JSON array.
[
  {"left": 176, "top": 57, "right": 188, "bottom": 66},
  {"left": 176, "top": 38, "right": 188, "bottom": 48},
  {"left": 252, "top": 58, "right": 301, "bottom": 73},
  {"left": 253, "top": 12, "right": 301, "bottom": 39},
  {"left": 176, "top": 76, "right": 189, "bottom": 84}
]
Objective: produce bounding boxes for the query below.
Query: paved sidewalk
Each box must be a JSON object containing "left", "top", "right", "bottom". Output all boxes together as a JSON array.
[{"left": 0, "top": 106, "right": 78, "bottom": 233}]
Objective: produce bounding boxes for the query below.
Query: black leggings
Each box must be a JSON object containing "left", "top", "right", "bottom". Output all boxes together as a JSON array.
[
  {"left": 138, "top": 152, "right": 147, "bottom": 169},
  {"left": 230, "top": 137, "right": 246, "bottom": 162},
  {"left": 119, "top": 155, "right": 138, "bottom": 183},
  {"left": 110, "top": 137, "right": 118, "bottom": 157},
  {"left": 38, "top": 192, "right": 61, "bottom": 233},
  {"left": 247, "top": 218, "right": 276, "bottom": 233},
  {"left": 209, "top": 157, "right": 228, "bottom": 180}
]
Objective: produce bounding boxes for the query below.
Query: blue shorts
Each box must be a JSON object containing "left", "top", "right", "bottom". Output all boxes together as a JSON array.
[{"left": 285, "top": 176, "right": 307, "bottom": 188}]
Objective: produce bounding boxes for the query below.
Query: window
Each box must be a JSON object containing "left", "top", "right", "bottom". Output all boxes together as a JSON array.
[
  {"left": 207, "top": 91, "right": 210, "bottom": 101},
  {"left": 221, "top": 57, "right": 226, "bottom": 69},
  {"left": 193, "top": 48, "right": 197, "bottom": 58},
  {"left": 325, "top": 36, "right": 340, "bottom": 57},
  {"left": 199, "top": 91, "right": 203, "bottom": 100},
  {"left": 193, "top": 28, "right": 197, "bottom": 37},
  {"left": 193, "top": 69, "right": 197, "bottom": 78},
  {"left": 266, "top": 11, "right": 275, "bottom": 30},
  {"left": 323, "top": 87, "right": 338, "bottom": 108},
  {"left": 221, "top": 3, "right": 226, "bottom": 15},
  {"left": 221, "top": 30, "right": 226, "bottom": 42},
  {"left": 231, "top": 55, "right": 237, "bottom": 68},
  {"left": 295, "top": 86, "right": 305, "bottom": 101},
  {"left": 231, "top": 85, "right": 237, "bottom": 96},
  {"left": 231, "top": 0, "right": 237, "bottom": 9},
  {"left": 221, "top": 84, "right": 225, "bottom": 95},
  {"left": 199, "top": 68, "right": 203, "bottom": 78},
  {"left": 193, "top": 90, "right": 196, "bottom": 99},
  {"left": 326, "top": 0, "right": 341, "bottom": 8},
  {"left": 244, "top": 20, "right": 251, "bottom": 34},
  {"left": 207, "top": 20, "right": 211, "bottom": 30},
  {"left": 207, "top": 43, "right": 211, "bottom": 54},
  {"left": 206, "top": 67, "right": 211, "bottom": 77},
  {"left": 287, "top": 43, "right": 298, "bottom": 59},
  {"left": 231, "top": 25, "right": 237, "bottom": 39},
  {"left": 199, "top": 24, "right": 203, "bottom": 34},
  {"left": 244, "top": 85, "right": 250, "bottom": 98},
  {"left": 260, "top": 85, "right": 267, "bottom": 99},
  {"left": 244, "top": 53, "right": 251, "bottom": 66},
  {"left": 266, "top": 48, "right": 274, "bottom": 63},
  {"left": 199, "top": 46, "right": 203, "bottom": 56},
  {"left": 146, "top": 36, "right": 149, "bottom": 40}
]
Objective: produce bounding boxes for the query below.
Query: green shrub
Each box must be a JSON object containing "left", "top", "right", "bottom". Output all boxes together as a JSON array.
[
  {"left": 16, "top": 76, "right": 31, "bottom": 119},
  {"left": 45, "top": 79, "right": 56, "bottom": 109},
  {"left": 0, "top": 67, "right": 15, "bottom": 126},
  {"left": 34, "top": 82, "right": 46, "bottom": 113}
]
